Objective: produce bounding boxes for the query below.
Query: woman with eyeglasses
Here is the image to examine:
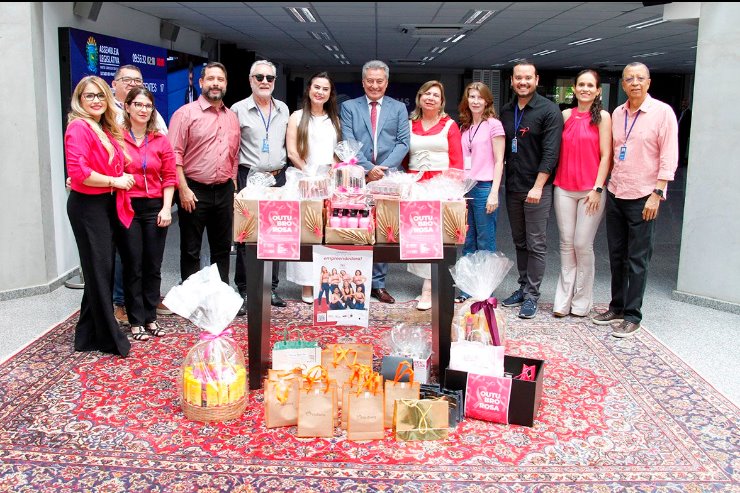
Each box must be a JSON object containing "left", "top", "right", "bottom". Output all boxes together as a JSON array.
[
  {"left": 552, "top": 69, "right": 612, "bottom": 318},
  {"left": 118, "top": 87, "right": 177, "bottom": 340},
  {"left": 285, "top": 72, "right": 341, "bottom": 303},
  {"left": 65, "top": 75, "right": 135, "bottom": 357}
]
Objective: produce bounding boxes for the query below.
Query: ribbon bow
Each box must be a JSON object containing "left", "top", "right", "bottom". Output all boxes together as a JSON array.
[
  {"left": 331, "top": 346, "right": 358, "bottom": 368},
  {"left": 304, "top": 365, "right": 331, "bottom": 393},
  {"left": 199, "top": 328, "right": 235, "bottom": 342},
  {"left": 469, "top": 298, "right": 501, "bottom": 346},
  {"left": 386, "top": 225, "right": 397, "bottom": 243},
  {"left": 513, "top": 364, "right": 536, "bottom": 381},
  {"left": 333, "top": 158, "right": 358, "bottom": 169},
  {"left": 355, "top": 372, "right": 382, "bottom": 396}
]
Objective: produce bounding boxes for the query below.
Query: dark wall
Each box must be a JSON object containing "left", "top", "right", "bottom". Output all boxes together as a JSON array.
[{"left": 219, "top": 44, "right": 256, "bottom": 108}]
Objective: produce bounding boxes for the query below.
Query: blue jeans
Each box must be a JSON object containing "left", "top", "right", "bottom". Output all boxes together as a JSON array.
[
  {"left": 113, "top": 253, "right": 124, "bottom": 306},
  {"left": 463, "top": 181, "right": 498, "bottom": 255}
]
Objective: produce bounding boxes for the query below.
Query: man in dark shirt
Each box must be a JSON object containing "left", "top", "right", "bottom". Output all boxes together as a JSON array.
[{"left": 499, "top": 60, "right": 563, "bottom": 318}]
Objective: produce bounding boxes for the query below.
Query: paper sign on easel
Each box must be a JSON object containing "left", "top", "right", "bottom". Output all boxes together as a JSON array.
[
  {"left": 257, "top": 200, "right": 301, "bottom": 260},
  {"left": 399, "top": 200, "right": 443, "bottom": 260}
]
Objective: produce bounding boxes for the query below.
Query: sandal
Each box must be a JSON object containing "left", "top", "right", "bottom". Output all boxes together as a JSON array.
[
  {"left": 145, "top": 321, "right": 166, "bottom": 337},
  {"left": 130, "top": 326, "right": 150, "bottom": 341},
  {"left": 454, "top": 295, "right": 470, "bottom": 303}
]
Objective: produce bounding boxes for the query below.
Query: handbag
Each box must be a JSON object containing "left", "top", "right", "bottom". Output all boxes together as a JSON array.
[
  {"left": 448, "top": 329, "right": 504, "bottom": 376},
  {"left": 271, "top": 327, "right": 321, "bottom": 373}
]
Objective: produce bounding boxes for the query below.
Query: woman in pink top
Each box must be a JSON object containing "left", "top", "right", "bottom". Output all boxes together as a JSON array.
[
  {"left": 65, "top": 76, "right": 135, "bottom": 357},
  {"left": 552, "top": 70, "right": 612, "bottom": 317},
  {"left": 119, "top": 87, "right": 177, "bottom": 341},
  {"left": 455, "top": 82, "right": 506, "bottom": 302}
]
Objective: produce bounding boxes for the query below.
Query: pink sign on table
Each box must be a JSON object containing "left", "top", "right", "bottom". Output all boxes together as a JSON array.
[
  {"left": 257, "top": 200, "right": 301, "bottom": 260},
  {"left": 399, "top": 200, "right": 443, "bottom": 260},
  {"left": 464, "top": 373, "right": 513, "bottom": 424}
]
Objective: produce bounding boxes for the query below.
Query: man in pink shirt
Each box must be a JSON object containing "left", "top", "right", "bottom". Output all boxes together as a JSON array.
[
  {"left": 169, "top": 62, "right": 240, "bottom": 284},
  {"left": 591, "top": 62, "right": 678, "bottom": 338}
]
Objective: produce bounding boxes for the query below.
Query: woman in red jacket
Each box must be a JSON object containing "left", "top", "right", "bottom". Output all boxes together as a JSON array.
[
  {"left": 119, "top": 87, "right": 177, "bottom": 340},
  {"left": 65, "top": 76, "right": 135, "bottom": 356}
]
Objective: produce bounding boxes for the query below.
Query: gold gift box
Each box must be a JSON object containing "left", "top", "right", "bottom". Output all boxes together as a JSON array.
[
  {"left": 374, "top": 199, "right": 467, "bottom": 245},
  {"left": 233, "top": 193, "right": 324, "bottom": 244}
]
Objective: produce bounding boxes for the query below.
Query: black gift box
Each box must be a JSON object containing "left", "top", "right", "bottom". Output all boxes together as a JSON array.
[
  {"left": 380, "top": 356, "right": 414, "bottom": 382},
  {"left": 444, "top": 355, "right": 545, "bottom": 427}
]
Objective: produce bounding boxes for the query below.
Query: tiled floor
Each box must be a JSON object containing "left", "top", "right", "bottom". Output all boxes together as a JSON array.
[{"left": 2, "top": 166, "right": 738, "bottom": 404}]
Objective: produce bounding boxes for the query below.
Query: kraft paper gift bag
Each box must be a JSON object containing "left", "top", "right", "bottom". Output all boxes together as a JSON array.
[
  {"left": 393, "top": 399, "right": 449, "bottom": 441},
  {"left": 321, "top": 344, "right": 373, "bottom": 406},
  {"left": 341, "top": 365, "right": 375, "bottom": 429},
  {"left": 264, "top": 370, "right": 302, "bottom": 428},
  {"left": 383, "top": 361, "right": 420, "bottom": 428},
  {"left": 297, "top": 367, "right": 337, "bottom": 438},
  {"left": 346, "top": 388, "right": 385, "bottom": 441}
]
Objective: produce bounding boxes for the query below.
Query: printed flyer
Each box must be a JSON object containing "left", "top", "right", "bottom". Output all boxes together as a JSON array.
[
  {"left": 257, "top": 200, "right": 301, "bottom": 260},
  {"left": 312, "top": 245, "right": 373, "bottom": 328},
  {"left": 399, "top": 200, "right": 443, "bottom": 260}
]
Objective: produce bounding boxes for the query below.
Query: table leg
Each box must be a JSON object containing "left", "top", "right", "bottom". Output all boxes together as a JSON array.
[
  {"left": 245, "top": 247, "right": 273, "bottom": 389},
  {"left": 431, "top": 247, "right": 455, "bottom": 381}
]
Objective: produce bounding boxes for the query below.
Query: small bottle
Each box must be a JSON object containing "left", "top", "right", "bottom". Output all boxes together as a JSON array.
[
  {"left": 358, "top": 210, "right": 370, "bottom": 229},
  {"left": 329, "top": 209, "right": 341, "bottom": 228},
  {"left": 340, "top": 209, "right": 349, "bottom": 228},
  {"left": 347, "top": 210, "right": 359, "bottom": 228}
]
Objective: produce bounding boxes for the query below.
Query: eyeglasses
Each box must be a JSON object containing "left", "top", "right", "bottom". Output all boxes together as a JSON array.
[
  {"left": 116, "top": 77, "right": 144, "bottom": 86},
  {"left": 252, "top": 74, "right": 276, "bottom": 83},
  {"left": 131, "top": 101, "right": 154, "bottom": 111},
  {"left": 81, "top": 92, "right": 106, "bottom": 102},
  {"left": 624, "top": 76, "right": 648, "bottom": 84}
]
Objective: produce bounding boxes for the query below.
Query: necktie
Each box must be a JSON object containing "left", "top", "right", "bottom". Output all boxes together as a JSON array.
[{"left": 370, "top": 101, "right": 378, "bottom": 137}]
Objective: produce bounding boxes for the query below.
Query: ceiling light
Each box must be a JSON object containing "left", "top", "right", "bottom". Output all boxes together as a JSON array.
[
  {"left": 301, "top": 8, "right": 316, "bottom": 23},
  {"left": 563, "top": 65, "right": 582, "bottom": 69},
  {"left": 438, "top": 46, "right": 447, "bottom": 53},
  {"left": 430, "top": 47, "right": 439, "bottom": 53},
  {"left": 286, "top": 7, "right": 305, "bottom": 22},
  {"left": 310, "top": 31, "right": 330, "bottom": 40},
  {"left": 632, "top": 52, "right": 665, "bottom": 58},
  {"left": 568, "top": 37, "right": 602, "bottom": 46},
  {"left": 508, "top": 58, "right": 526, "bottom": 63},
  {"left": 338, "top": 54, "right": 346, "bottom": 60},
  {"left": 422, "top": 56, "right": 435, "bottom": 61},
  {"left": 533, "top": 49, "right": 557, "bottom": 56},
  {"left": 445, "top": 34, "right": 466, "bottom": 43},
  {"left": 462, "top": 10, "right": 495, "bottom": 25},
  {"left": 491, "top": 63, "right": 505, "bottom": 67},
  {"left": 627, "top": 17, "right": 667, "bottom": 29},
  {"left": 323, "top": 44, "right": 338, "bottom": 52}
]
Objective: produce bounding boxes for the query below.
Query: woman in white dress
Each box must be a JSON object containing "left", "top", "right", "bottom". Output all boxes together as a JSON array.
[{"left": 286, "top": 72, "right": 341, "bottom": 303}]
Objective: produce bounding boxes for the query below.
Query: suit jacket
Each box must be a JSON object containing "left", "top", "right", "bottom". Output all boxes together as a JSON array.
[{"left": 340, "top": 95, "right": 410, "bottom": 172}]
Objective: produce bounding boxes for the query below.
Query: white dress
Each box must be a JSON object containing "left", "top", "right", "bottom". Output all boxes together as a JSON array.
[{"left": 287, "top": 110, "right": 338, "bottom": 286}]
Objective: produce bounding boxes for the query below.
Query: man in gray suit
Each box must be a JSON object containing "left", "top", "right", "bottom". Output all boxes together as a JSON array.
[{"left": 340, "top": 60, "right": 410, "bottom": 303}]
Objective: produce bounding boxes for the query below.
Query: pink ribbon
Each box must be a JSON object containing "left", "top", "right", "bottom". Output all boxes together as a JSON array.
[
  {"left": 199, "top": 328, "right": 235, "bottom": 342},
  {"left": 236, "top": 231, "right": 248, "bottom": 243},
  {"left": 455, "top": 226, "right": 467, "bottom": 244},
  {"left": 386, "top": 225, "right": 397, "bottom": 243},
  {"left": 333, "top": 158, "right": 358, "bottom": 169},
  {"left": 239, "top": 207, "right": 251, "bottom": 218},
  {"left": 312, "top": 225, "right": 322, "bottom": 238},
  {"left": 470, "top": 297, "right": 501, "bottom": 346},
  {"left": 514, "top": 364, "right": 536, "bottom": 381}
]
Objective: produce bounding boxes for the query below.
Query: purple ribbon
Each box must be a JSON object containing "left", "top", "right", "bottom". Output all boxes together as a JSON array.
[{"left": 470, "top": 297, "right": 501, "bottom": 346}]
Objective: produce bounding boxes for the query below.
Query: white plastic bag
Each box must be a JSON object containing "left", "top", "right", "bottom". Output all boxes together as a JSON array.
[
  {"left": 448, "top": 331, "right": 504, "bottom": 377},
  {"left": 162, "top": 264, "right": 243, "bottom": 335}
]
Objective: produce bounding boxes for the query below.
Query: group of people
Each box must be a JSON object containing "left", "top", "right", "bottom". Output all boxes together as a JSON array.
[{"left": 64, "top": 56, "right": 677, "bottom": 357}]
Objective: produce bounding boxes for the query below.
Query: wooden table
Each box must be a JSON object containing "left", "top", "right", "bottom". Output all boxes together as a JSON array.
[{"left": 243, "top": 243, "right": 457, "bottom": 390}]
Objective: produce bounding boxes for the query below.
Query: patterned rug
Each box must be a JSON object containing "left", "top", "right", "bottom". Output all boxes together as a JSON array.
[{"left": 0, "top": 301, "right": 737, "bottom": 492}]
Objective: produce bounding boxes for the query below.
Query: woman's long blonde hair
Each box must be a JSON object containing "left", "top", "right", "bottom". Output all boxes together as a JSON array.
[{"left": 68, "top": 75, "right": 129, "bottom": 164}]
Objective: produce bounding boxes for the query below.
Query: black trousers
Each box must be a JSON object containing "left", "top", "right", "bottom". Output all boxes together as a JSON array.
[
  {"left": 118, "top": 198, "right": 168, "bottom": 326},
  {"left": 177, "top": 178, "right": 234, "bottom": 284},
  {"left": 234, "top": 166, "right": 285, "bottom": 296},
  {"left": 505, "top": 185, "right": 553, "bottom": 301},
  {"left": 67, "top": 191, "right": 130, "bottom": 357},
  {"left": 605, "top": 192, "right": 656, "bottom": 324}
]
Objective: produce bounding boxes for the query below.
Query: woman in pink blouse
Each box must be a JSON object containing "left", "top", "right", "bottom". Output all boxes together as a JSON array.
[
  {"left": 406, "top": 80, "right": 463, "bottom": 309},
  {"left": 553, "top": 70, "right": 612, "bottom": 317},
  {"left": 455, "top": 82, "right": 506, "bottom": 302},
  {"left": 119, "top": 87, "right": 177, "bottom": 340},
  {"left": 65, "top": 76, "right": 135, "bottom": 357}
]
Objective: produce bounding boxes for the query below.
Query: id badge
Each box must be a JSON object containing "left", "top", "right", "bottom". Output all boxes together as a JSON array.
[
  {"left": 464, "top": 155, "right": 472, "bottom": 170},
  {"left": 261, "top": 138, "right": 270, "bottom": 153},
  {"left": 511, "top": 137, "right": 518, "bottom": 153},
  {"left": 618, "top": 145, "right": 627, "bottom": 161}
]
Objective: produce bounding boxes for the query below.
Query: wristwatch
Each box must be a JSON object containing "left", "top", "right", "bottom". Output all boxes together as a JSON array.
[
  {"left": 593, "top": 186, "right": 603, "bottom": 193},
  {"left": 653, "top": 188, "right": 664, "bottom": 198}
]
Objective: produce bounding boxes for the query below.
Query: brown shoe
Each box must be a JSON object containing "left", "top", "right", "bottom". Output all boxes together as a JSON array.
[
  {"left": 156, "top": 301, "right": 172, "bottom": 315},
  {"left": 114, "top": 305, "right": 128, "bottom": 325},
  {"left": 370, "top": 288, "right": 395, "bottom": 304},
  {"left": 611, "top": 320, "right": 641, "bottom": 338}
]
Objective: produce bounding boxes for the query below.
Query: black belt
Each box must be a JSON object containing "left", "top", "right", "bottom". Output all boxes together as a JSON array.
[{"left": 186, "top": 178, "right": 231, "bottom": 189}]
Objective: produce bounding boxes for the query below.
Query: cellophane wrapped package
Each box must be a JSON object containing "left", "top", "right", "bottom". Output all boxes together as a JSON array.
[{"left": 449, "top": 251, "right": 514, "bottom": 345}]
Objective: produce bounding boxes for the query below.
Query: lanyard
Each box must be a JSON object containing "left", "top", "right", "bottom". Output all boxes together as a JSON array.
[
  {"left": 256, "top": 99, "right": 273, "bottom": 137},
  {"left": 467, "top": 121, "right": 483, "bottom": 152},
  {"left": 513, "top": 105, "right": 525, "bottom": 133},
  {"left": 623, "top": 109, "right": 641, "bottom": 144},
  {"left": 130, "top": 130, "right": 149, "bottom": 195}
]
